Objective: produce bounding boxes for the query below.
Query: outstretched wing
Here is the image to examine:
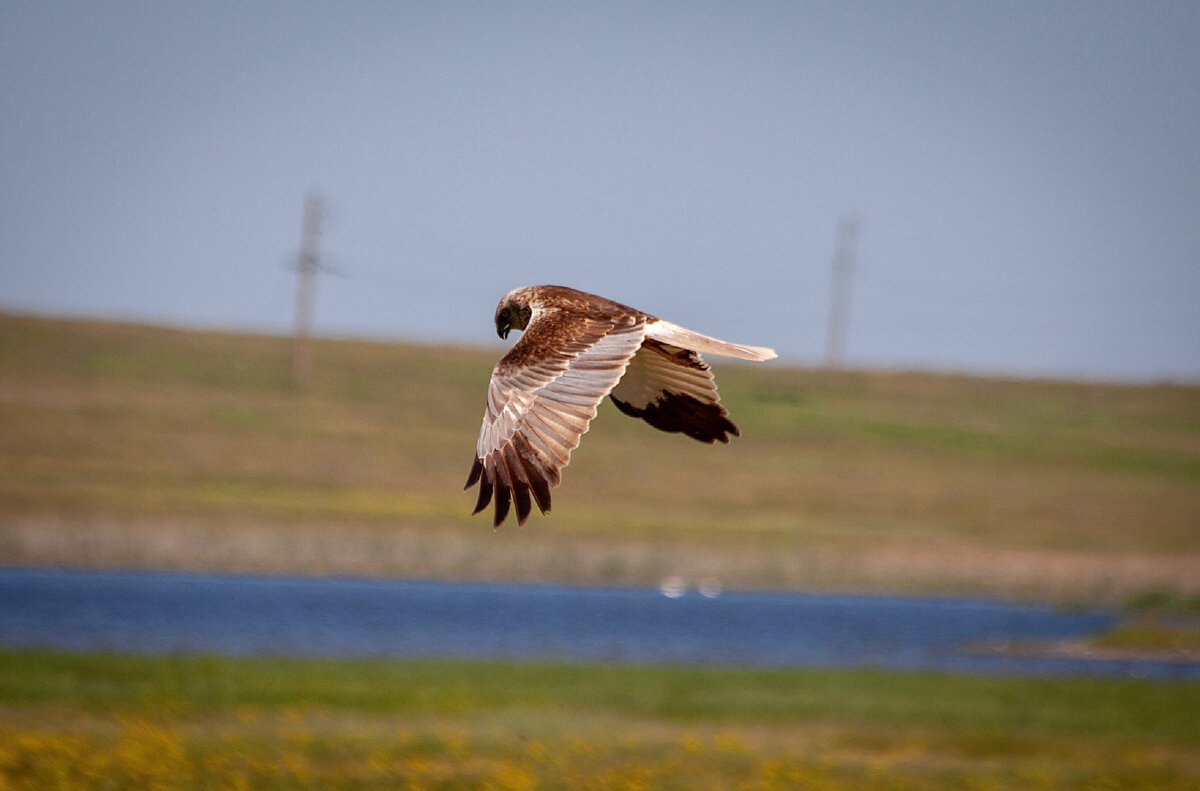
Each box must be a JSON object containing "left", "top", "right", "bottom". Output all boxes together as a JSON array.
[
  {"left": 609, "top": 339, "right": 739, "bottom": 443},
  {"left": 465, "top": 311, "right": 646, "bottom": 526},
  {"left": 645, "top": 319, "right": 776, "bottom": 361}
]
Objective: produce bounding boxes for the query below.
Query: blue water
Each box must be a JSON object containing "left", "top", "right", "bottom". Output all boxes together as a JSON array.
[{"left": 1, "top": 568, "right": 1195, "bottom": 679}]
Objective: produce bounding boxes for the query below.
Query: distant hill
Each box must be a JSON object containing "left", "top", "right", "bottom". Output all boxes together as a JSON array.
[{"left": 1, "top": 312, "right": 1197, "bottom": 602}]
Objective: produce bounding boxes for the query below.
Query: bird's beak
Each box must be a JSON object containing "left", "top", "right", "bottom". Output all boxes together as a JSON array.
[{"left": 497, "top": 321, "right": 510, "bottom": 340}]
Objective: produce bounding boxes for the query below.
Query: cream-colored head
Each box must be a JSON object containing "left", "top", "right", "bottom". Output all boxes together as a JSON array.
[{"left": 494, "top": 287, "right": 537, "bottom": 339}]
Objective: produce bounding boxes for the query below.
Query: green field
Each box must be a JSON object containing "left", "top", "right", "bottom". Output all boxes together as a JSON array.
[
  {"left": 1, "top": 651, "right": 1198, "bottom": 790},
  {"left": 2, "top": 312, "right": 1199, "bottom": 789},
  {"left": 1, "top": 311, "right": 1198, "bottom": 601}
]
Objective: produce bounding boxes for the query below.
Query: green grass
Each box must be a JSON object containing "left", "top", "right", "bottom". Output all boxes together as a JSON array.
[
  {"left": 4, "top": 650, "right": 1197, "bottom": 741},
  {"left": 3, "top": 314, "right": 1197, "bottom": 788},
  {"left": 0, "top": 650, "right": 1197, "bottom": 789},
  {"left": 1092, "top": 621, "right": 1200, "bottom": 654},
  {"left": 1, "top": 311, "right": 1199, "bottom": 600},
  {"left": 1124, "top": 589, "right": 1200, "bottom": 614}
]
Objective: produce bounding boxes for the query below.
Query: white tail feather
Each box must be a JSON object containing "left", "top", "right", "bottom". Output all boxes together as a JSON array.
[{"left": 645, "top": 320, "right": 777, "bottom": 362}]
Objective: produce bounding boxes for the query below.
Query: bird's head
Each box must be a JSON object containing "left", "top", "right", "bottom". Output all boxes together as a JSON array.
[{"left": 494, "top": 290, "right": 534, "bottom": 340}]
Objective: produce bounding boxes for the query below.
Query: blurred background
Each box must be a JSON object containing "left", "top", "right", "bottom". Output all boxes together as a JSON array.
[
  {"left": 3, "top": 0, "right": 1198, "bottom": 380},
  {"left": 2, "top": 0, "right": 1198, "bottom": 659},
  {"left": 2, "top": 4, "right": 1199, "bottom": 788}
]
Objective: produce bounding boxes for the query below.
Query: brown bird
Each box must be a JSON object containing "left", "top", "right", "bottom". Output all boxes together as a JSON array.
[{"left": 465, "top": 285, "right": 776, "bottom": 526}]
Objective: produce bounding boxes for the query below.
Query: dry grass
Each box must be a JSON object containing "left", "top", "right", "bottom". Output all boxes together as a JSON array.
[{"left": 1, "top": 312, "right": 1198, "bottom": 601}]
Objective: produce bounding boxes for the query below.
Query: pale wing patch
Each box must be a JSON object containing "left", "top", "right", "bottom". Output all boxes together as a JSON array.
[
  {"left": 468, "top": 318, "right": 646, "bottom": 526},
  {"left": 645, "top": 319, "right": 777, "bottom": 361},
  {"left": 609, "top": 340, "right": 739, "bottom": 444},
  {"left": 609, "top": 343, "right": 720, "bottom": 409}
]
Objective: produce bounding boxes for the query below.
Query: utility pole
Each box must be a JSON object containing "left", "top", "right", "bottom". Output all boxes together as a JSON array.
[
  {"left": 291, "top": 193, "right": 323, "bottom": 388},
  {"left": 824, "top": 214, "right": 858, "bottom": 369}
]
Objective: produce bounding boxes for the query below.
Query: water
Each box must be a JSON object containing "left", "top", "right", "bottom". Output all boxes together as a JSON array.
[{"left": 1, "top": 568, "right": 1195, "bottom": 678}]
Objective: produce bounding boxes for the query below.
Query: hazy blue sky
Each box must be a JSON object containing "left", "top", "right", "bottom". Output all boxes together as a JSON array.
[{"left": 3, "top": 1, "right": 1198, "bottom": 380}]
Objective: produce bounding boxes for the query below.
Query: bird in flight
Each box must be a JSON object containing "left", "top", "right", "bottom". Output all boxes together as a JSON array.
[{"left": 465, "top": 285, "right": 776, "bottom": 527}]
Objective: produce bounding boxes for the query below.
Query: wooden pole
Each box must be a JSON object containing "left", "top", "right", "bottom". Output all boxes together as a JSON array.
[{"left": 291, "top": 193, "right": 323, "bottom": 388}]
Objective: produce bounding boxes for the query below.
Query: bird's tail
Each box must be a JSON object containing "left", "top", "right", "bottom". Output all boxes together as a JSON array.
[{"left": 646, "top": 320, "right": 777, "bottom": 361}]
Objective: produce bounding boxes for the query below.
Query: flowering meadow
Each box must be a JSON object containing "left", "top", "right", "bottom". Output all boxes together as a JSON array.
[{"left": 1, "top": 651, "right": 1197, "bottom": 790}]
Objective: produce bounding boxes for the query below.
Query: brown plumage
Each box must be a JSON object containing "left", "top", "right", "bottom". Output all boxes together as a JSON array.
[{"left": 465, "top": 285, "right": 776, "bottom": 527}]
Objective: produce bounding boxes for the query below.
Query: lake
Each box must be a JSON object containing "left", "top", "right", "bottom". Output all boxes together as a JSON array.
[{"left": 1, "top": 568, "right": 1195, "bottom": 678}]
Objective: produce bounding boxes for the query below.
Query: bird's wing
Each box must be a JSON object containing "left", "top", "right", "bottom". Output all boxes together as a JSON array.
[
  {"left": 645, "top": 318, "right": 776, "bottom": 361},
  {"left": 609, "top": 340, "right": 739, "bottom": 443},
  {"left": 465, "top": 310, "right": 646, "bottom": 526}
]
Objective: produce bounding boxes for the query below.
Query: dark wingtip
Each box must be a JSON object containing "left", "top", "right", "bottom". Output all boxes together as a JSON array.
[
  {"left": 613, "top": 393, "right": 743, "bottom": 444},
  {"left": 493, "top": 485, "right": 511, "bottom": 528},
  {"left": 471, "top": 443, "right": 555, "bottom": 527},
  {"left": 530, "top": 476, "right": 551, "bottom": 515},
  {"left": 513, "top": 481, "right": 531, "bottom": 526},
  {"left": 716, "top": 419, "right": 740, "bottom": 443},
  {"left": 465, "top": 457, "right": 483, "bottom": 490},
  {"left": 472, "top": 479, "right": 493, "bottom": 515}
]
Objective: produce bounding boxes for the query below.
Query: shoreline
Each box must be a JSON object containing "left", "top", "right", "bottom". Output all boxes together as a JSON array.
[
  {"left": 967, "top": 638, "right": 1200, "bottom": 665},
  {"left": 4, "top": 514, "right": 1199, "bottom": 606}
]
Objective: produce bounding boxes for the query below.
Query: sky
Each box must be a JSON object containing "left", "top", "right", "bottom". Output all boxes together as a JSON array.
[{"left": 2, "top": 1, "right": 1198, "bottom": 381}]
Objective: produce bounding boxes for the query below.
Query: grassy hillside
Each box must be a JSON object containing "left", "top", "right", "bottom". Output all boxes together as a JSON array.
[{"left": 1, "top": 312, "right": 1197, "bottom": 600}]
